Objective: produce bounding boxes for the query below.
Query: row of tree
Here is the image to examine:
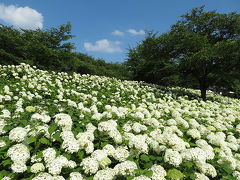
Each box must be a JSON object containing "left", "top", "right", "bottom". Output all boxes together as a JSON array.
[
  {"left": 125, "top": 6, "right": 240, "bottom": 100},
  {"left": 0, "top": 23, "right": 131, "bottom": 80}
]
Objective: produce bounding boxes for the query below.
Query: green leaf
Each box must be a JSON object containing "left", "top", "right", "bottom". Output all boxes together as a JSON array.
[
  {"left": 0, "top": 170, "right": 9, "bottom": 179},
  {"left": 126, "top": 176, "right": 134, "bottom": 180},
  {"left": 167, "top": 169, "right": 184, "bottom": 180},
  {"left": 3, "top": 125, "right": 14, "bottom": 132},
  {"left": 149, "top": 155, "right": 156, "bottom": 160},
  {"left": 156, "top": 156, "right": 163, "bottom": 161},
  {"left": 140, "top": 154, "right": 150, "bottom": 162},
  {"left": 190, "top": 174, "right": 195, "bottom": 180},
  {"left": 48, "top": 121, "right": 58, "bottom": 134},
  {"left": 39, "top": 137, "right": 52, "bottom": 145},
  {"left": 189, "top": 142, "right": 197, "bottom": 147},
  {"left": 77, "top": 151, "right": 84, "bottom": 160},
  {"left": 1, "top": 159, "right": 12, "bottom": 167},
  {"left": 143, "top": 162, "right": 153, "bottom": 169},
  {"left": 63, "top": 153, "right": 71, "bottom": 160},
  {"left": 221, "top": 163, "right": 234, "bottom": 174},
  {"left": 184, "top": 162, "right": 194, "bottom": 169},
  {"left": 52, "top": 131, "right": 61, "bottom": 142},
  {"left": 220, "top": 175, "right": 237, "bottom": 180},
  {"left": 28, "top": 136, "right": 37, "bottom": 144},
  {"left": 101, "top": 142, "right": 109, "bottom": 148},
  {"left": 143, "top": 170, "right": 153, "bottom": 178}
]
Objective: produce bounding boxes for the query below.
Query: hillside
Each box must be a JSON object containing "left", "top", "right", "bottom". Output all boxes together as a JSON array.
[{"left": 0, "top": 63, "right": 240, "bottom": 180}]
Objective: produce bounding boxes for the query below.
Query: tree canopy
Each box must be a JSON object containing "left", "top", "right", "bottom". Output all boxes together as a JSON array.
[
  {"left": 0, "top": 23, "right": 132, "bottom": 80},
  {"left": 125, "top": 6, "right": 240, "bottom": 100}
]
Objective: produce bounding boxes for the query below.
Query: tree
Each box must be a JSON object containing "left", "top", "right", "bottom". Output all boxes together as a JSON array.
[
  {"left": 21, "top": 22, "right": 75, "bottom": 70},
  {"left": 0, "top": 25, "right": 26, "bottom": 65},
  {"left": 170, "top": 6, "right": 240, "bottom": 100},
  {"left": 125, "top": 31, "right": 181, "bottom": 86},
  {"left": 125, "top": 6, "right": 240, "bottom": 100},
  {"left": 0, "top": 23, "right": 75, "bottom": 71}
]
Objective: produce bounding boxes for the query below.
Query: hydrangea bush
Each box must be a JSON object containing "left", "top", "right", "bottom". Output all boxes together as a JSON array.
[{"left": 0, "top": 63, "right": 240, "bottom": 180}]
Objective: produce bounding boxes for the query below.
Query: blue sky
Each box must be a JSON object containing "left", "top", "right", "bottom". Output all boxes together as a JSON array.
[{"left": 0, "top": 0, "right": 239, "bottom": 63}]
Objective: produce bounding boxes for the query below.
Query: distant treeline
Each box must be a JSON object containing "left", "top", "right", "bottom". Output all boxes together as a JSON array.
[{"left": 0, "top": 23, "right": 132, "bottom": 80}]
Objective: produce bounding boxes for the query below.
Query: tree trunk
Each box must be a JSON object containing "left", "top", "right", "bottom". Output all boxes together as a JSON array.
[
  {"left": 200, "top": 87, "right": 207, "bottom": 101},
  {"left": 199, "top": 78, "right": 207, "bottom": 101}
]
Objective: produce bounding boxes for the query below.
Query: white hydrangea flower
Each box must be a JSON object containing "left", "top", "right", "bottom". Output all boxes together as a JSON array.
[
  {"left": 9, "top": 127, "right": 28, "bottom": 142},
  {"left": 114, "top": 160, "right": 137, "bottom": 176},
  {"left": 125, "top": 133, "right": 148, "bottom": 154},
  {"left": 187, "top": 129, "right": 201, "bottom": 139},
  {"left": 0, "top": 140, "right": 6, "bottom": 147},
  {"left": 236, "top": 124, "right": 240, "bottom": 133},
  {"left": 31, "top": 113, "right": 51, "bottom": 123},
  {"left": 46, "top": 155, "right": 68, "bottom": 175},
  {"left": 150, "top": 164, "right": 166, "bottom": 180},
  {"left": 0, "top": 118, "right": 7, "bottom": 135},
  {"left": 69, "top": 172, "right": 83, "bottom": 180},
  {"left": 2, "top": 177, "right": 11, "bottom": 180},
  {"left": 123, "top": 122, "right": 132, "bottom": 132},
  {"left": 93, "top": 168, "right": 116, "bottom": 180},
  {"left": 52, "top": 176, "right": 65, "bottom": 180},
  {"left": 233, "top": 171, "right": 240, "bottom": 180},
  {"left": 81, "top": 157, "right": 99, "bottom": 175},
  {"left": 7, "top": 143, "right": 30, "bottom": 163},
  {"left": 175, "top": 117, "right": 189, "bottom": 129},
  {"left": 77, "top": 131, "right": 95, "bottom": 154},
  {"left": 143, "top": 118, "right": 160, "bottom": 128},
  {"left": 86, "top": 123, "right": 97, "bottom": 133},
  {"left": 196, "top": 162, "right": 217, "bottom": 178},
  {"left": 54, "top": 113, "right": 72, "bottom": 130},
  {"left": 31, "top": 163, "right": 45, "bottom": 173},
  {"left": 166, "top": 133, "right": 187, "bottom": 152},
  {"left": 132, "top": 122, "right": 147, "bottom": 133},
  {"left": 98, "top": 120, "right": 122, "bottom": 143},
  {"left": 113, "top": 146, "right": 129, "bottom": 162},
  {"left": 32, "top": 172, "right": 53, "bottom": 180},
  {"left": 11, "top": 162, "right": 27, "bottom": 173},
  {"left": 167, "top": 119, "right": 177, "bottom": 126},
  {"left": 189, "top": 119, "right": 200, "bottom": 128},
  {"left": 61, "top": 133, "right": 80, "bottom": 153},
  {"left": 47, "top": 161, "right": 63, "bottom": 176},
  {"left": 67, "top": 160, "right": 77, "bottom": 168},
  {"left": 42, "top": 147, "right": 56, "bottom": 164},
  {"left": 164, "top": 149, "right": 182, "bottom": 167},
  {"left": 194, "top": 172, "right": 210, "bottom": 180},
  {"left": 103, "top": 144, "right": 116, "bottom": 156},
  {"left": 0, "top": 109, "right": 11, "bottom": 118},
  {"left": 91, "top": 150, "right": 108, "bottom": 161}
]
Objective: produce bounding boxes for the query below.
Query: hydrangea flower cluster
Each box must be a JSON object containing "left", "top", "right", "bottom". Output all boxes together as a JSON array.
[{"left": 7, "top": 143, "right": 30, "bottom": 173}]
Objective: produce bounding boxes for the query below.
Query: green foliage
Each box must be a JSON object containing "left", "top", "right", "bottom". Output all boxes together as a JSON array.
[
  {"left": 125, "top": 6, "right": 240, "bottom": 100},
  {"left": 39, "top": 137, "right": 52, "bottom": 146},
  {"left": 48, "top": 121, "right": 58, "bottom": 134},
  {"left": 167, "top": 168, "right": 184, "bottom": 180},
  {"left": 0, "top": 23, "right": 132, "bottom": 81}
]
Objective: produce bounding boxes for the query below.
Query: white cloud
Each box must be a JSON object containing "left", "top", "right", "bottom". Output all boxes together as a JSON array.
[
  {"left": 84, "top": 39, "right": 122, "bottom": 53},
  {"left": 127, "top": 29, "right": 145, "bottom": 35},
  {"left": 0, "top": 4, "right": 43, "bottom": 29},
  {"left": 112, "top": 30, "right": 124, "bottom": 36}
]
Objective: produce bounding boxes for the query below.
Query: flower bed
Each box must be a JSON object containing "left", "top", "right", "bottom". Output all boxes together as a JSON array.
[{"left": 0, "top": 63, "right": 239, "bottom": 180}]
